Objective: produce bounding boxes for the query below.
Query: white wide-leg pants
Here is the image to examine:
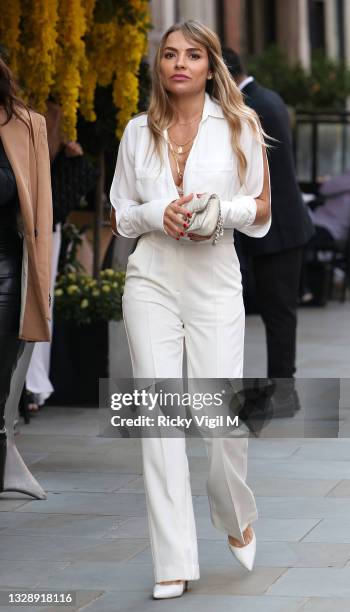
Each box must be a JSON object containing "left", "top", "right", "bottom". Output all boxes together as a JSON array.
[{"left": 122, "top": 230, "right": 258, "bottom": 582}]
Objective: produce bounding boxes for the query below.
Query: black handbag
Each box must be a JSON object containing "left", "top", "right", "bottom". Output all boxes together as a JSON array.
[{"left": 51, "top": 151, "right": 99, "bottom": 225}]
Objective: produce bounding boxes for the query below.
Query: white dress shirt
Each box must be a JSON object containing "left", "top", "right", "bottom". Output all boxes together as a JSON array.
[
  {"left": 110, "top": 92, "right": 271, "bottom": 240},
  {"left": 238, "top": 76, "right": 255, "bottom": 91}
]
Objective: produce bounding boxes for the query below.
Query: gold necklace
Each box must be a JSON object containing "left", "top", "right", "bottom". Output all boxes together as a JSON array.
[
  {"left": 169, "top": 136, "right": 195, "bottom": 155},
  {"left": 168, "top": 140, "right": 187, "bottom": 180}
]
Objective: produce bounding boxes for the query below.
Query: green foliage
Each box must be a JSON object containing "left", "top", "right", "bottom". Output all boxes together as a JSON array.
[
  {"left": 54, "top": 268, "right": 125, "bottom": 324},
  {"left": 247, "top": 46, "right": 350, "bottom": 110},
  {"left": 57, "top": 223, "right": 86, "bottom": 275}
]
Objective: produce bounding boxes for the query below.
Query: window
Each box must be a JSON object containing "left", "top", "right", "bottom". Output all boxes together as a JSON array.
[{"left": 308, "top": 0, "right": 326, "bottom": 51}]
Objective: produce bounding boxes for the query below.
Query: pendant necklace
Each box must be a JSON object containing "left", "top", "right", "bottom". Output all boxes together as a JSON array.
[{"left": 168, "top": 135, "right": 195, "bottom": 155}]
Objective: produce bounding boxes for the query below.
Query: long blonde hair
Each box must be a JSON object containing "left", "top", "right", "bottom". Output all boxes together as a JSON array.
[{"left": 147, "top": 20, "right": 267, "bottom": 184}]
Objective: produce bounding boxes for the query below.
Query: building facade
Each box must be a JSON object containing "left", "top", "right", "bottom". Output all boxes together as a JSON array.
[{"left": 149, "top": 0, "right": 350, "bottom": 68}]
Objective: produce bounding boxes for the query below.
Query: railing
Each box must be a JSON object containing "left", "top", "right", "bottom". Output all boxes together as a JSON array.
[{"left": 294, "top": 110, "right": 350, "bottom": 194}]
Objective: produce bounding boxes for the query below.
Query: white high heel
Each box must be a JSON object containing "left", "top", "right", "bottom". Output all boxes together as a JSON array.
[
  {"left": 153, "top": 580, "right": 188, "bottom": 599},
  {"left": 228, "top": 529, "right": 256, "bottom": 571}
]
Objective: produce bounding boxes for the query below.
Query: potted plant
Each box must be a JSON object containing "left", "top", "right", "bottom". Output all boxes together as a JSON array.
[{"left": 49, "top": 228, "right": 125, "bottom": 405}]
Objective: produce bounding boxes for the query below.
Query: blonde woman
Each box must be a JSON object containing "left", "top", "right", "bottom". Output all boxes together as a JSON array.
[{"left": 110, "top": 21, "right": 271, "bottom": 599}]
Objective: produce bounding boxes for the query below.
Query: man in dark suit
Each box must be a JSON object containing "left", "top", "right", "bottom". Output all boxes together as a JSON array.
[{"left": 222, "top": 49, "right": 314, "bottom": 396}]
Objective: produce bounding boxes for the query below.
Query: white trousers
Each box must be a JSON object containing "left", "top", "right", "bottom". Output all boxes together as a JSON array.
[{"left": 122, "top": 230, "right": 258, "bottom": 582}]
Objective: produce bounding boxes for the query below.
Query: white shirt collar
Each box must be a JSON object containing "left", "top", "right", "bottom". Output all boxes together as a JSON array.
[
  {"left": 138, "top": 92, "right": 224, "bottom": 127},
  {"left": 238, "top": 76, "right": 254, "bottom": 91},
  {"left": 201, "top": 91, "right": 224, "bottom": 120}
]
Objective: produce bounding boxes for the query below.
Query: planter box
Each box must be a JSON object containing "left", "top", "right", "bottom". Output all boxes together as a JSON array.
[{"left": 49, "top": 318, "right": 108, "bottom": 406}]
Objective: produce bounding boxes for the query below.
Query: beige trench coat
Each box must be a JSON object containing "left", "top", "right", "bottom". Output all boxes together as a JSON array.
[{"left": 0, "top": 107, "right": 53, "bottom": 342}]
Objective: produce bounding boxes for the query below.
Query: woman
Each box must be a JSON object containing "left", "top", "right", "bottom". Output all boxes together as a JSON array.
[
  {"left": 110, "top": 21, "right": 271, "bottom": 599},
  {"left": 0, "top": 56, "right": 52, "bottom": 491},
  {"left": 26, "top": 100, "right": 84, "bottom": 412}
]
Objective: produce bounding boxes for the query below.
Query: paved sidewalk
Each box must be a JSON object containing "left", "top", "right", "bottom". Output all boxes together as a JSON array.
[{"left": 0, "top": 302, "right": 350, "bottom": 611}]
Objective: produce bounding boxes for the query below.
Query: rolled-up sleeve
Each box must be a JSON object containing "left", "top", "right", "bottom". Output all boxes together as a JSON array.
[
  {"left": 110, "top": 121, "right": 170, "bottom": 238},
  {"left": 221, "top": 119, "right": 271, "bottom": 238}
]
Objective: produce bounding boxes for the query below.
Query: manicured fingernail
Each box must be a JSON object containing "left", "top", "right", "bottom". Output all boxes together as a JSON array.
[
  {"left": 176, "top": 237, "right": 180, "bottom": 240},
  {"left": 180, "top": 232, "right": 184, "bottom": 236},
  {"left": 183, "top": 223, "right": 188, "bottom": 228}
]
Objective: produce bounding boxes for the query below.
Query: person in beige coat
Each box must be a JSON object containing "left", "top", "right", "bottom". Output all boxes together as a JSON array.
[{"left": 0, "top": 56, "right": 52, "bottom": 492}]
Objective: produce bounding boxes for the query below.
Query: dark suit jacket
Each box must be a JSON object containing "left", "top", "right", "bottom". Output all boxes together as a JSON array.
[{"left": 237, "top": 79, "right": 314, "bottom": 256}]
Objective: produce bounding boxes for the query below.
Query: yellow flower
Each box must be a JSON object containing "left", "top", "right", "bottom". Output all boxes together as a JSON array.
[
  {"left": 102, "top": 284, "right": 111, "bottom": 293},
  {"left": 0, "top": 0, "right": 21, "bottom": 76},
  {"left": 92, "top": 289, "right": 100, "bottom": 297},
  {"left": 4, "top": 0, "right": 150, "bottom": 143},
  {"left": 67, "top": 284, "right": 80, "bottom": 295},
  {"left": 81, "top": 299, "right": 89, "bottom": 309},
  {"left": 53, "top": 0, "right": 87, "bottom": 139},
  {"left": 19, "top": 0, "right": 58, "bottom": 113},
  {"left": 54, "top": 288, "right": 64, "bottom": 296}
]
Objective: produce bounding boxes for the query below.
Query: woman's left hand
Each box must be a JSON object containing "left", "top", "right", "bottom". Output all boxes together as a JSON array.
[{"left": 187, "top": 193, "right": 213, "bottom": 240}]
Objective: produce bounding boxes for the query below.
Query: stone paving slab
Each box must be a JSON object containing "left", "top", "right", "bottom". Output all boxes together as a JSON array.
[
  {"left": 110, "top": 515, "right": 321, "bottom": 542},
  {"left": 15, "top": 491, "right": 147, "bottom": 516},
  {"left": 27, "top": 452, "right": 142, "bottom": 474},
  {"left": 248, "top": 458, "right": 350, "bottom": 480},
  {"left": 255, "top": 496, "right": 350, "bottom": 519},
  {"left": 247, "top": 478, "right": 339, "bottom": 498},
  {"left": 37, "top": 561, "right": 287, "bottom": 596},
  {"left": 292, "top": 442, "right": 350, "bottom": 461},
  {"left": 302, "top": 517, "right": 350, "bottom": 543},
  {"left": 120, "top": 473, "right": 341, "bottom": 498},
  {"left": 82, "top": 591, "right": 307, "bottom": 612},
  {"left": 299, "top": 598, "right": 350, "bottom": 611},
  {"left": 1, "top": 513, "right": 128, "bottom": 539},
  {"left": 14, "top": 408, "right": 99, "bottom": 436},
  {"left": 0, "top": 534, "right": 149, "bottom": 562},
  {"left": 0, "top": 496, "right": 32, "bottom": 512},
  {"left": 16, "top": 434, "right": 118, "bottom": 455},
  {"left": 127, "top": 540, "right": 350, "bottom": 569},
  {"left": 0, "top": 561, "right": 71, "bottom": 588},
  {"left": 29, "top": 471, "right": 138, "bottom": 493},
  {"left": 190, "top": 566, "right": 288, "bottom": 595},
  {"left": 326, "top": 479, "right": 350, "bottom": 497},
  {"left": 267, "top": 567, "right": 350, "bottom": 597}
]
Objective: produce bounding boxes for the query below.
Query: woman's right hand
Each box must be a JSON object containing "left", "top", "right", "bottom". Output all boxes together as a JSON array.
[{"left": 163, "top": 193, "right": 193, "bottom": 240}]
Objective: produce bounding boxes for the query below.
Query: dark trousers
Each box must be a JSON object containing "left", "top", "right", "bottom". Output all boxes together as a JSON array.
[
  {"left": 252, "top": 247, "right": 303, "bottom": 378},
  {"left": 300, "top": 225, "right": 335, "bottom": 294}
]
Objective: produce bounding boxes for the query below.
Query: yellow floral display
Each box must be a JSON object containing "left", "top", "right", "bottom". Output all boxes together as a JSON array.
[
  {"left": 53, "top": 0, "right": 87, "bottom": 140},
  {"left": 0, "top": 0, "right": 21, "bottom": 76},
  {"left": 0, "top": 0, "right": 150, "bottom": 140},
  {"left": 19, "top": 0, "right": 58, "bottom": 113},
  {"left": 79, "top": 0, "right": 97, "bottom": 122}
]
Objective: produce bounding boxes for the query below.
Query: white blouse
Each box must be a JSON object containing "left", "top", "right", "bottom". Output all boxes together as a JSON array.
[{"left": 110, "top": 92, "right": 271, "bottom": 240}]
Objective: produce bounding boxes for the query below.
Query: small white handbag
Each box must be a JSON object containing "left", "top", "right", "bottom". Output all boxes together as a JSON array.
[{"left": 185, "top": 192, "right": 224, "bottom": 245}]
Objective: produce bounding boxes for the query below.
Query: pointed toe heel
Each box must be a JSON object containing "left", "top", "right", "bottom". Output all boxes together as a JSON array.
[
  {"left": 228, "top": 530, "right": 256, "bottom": 571},
  {"left": 153, "top": 580, "right": 188, "bottom": 599}
]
